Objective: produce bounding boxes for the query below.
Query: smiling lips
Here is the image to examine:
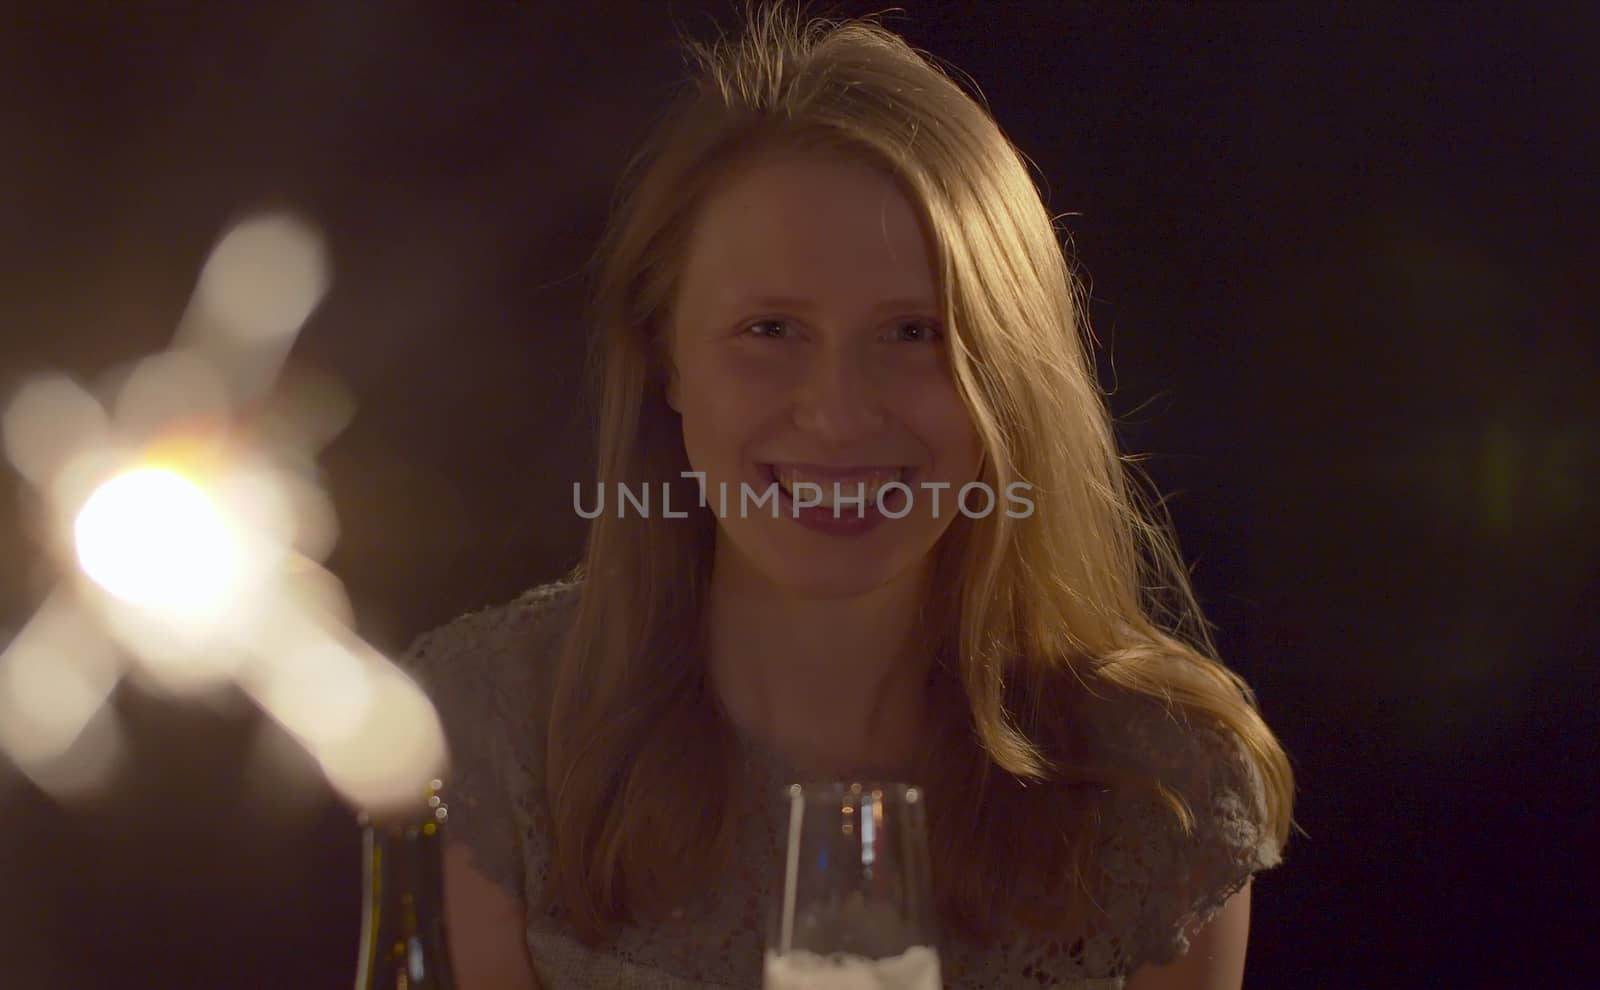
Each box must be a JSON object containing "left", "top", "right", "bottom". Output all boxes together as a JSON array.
[{"left": 767, "top": 463, "right": 910, "bottom": 508}]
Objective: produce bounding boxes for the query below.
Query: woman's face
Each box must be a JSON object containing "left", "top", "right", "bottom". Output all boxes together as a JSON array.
[{"left": 666, "top": 151, "right": 984, "bottom": 599}]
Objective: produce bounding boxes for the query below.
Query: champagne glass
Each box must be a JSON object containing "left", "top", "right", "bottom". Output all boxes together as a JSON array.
[{"left": 765, "top": 782, "right": 942, "bottom": 990}]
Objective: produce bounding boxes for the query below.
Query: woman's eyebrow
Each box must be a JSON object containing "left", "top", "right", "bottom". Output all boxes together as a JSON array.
[{"left": 732, "top": 294, "right": 939, "bottom": 314}]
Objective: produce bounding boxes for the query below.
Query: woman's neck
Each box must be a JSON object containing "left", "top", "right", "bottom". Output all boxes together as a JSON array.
[{"left": 704, "top": 543, "right": 934, "bottom": 779}]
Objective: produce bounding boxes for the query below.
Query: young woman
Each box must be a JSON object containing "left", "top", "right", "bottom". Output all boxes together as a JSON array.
[{"left": 402, "top": 5, "right": 1295, "bottom": 988}]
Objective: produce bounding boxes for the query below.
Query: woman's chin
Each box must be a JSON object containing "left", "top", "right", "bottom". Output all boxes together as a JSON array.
[
  {"left": 712, "top": 511, "right": 947, "bottom": 599},
  {"left": 746, "top": 543, "right": 931, "bottom": 601}
]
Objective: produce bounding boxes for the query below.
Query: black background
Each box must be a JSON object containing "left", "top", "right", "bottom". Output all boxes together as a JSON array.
[{"left": 1, "top": 2, "right": 1595, "bottom": 987}]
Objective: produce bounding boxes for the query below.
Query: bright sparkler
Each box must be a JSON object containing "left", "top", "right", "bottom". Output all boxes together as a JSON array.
[
  {"left": 0, "top": 210, "right": 446, "bottom": 816},
  {"left": 73, "top": 467, "right": 241, "bottom": 621}
]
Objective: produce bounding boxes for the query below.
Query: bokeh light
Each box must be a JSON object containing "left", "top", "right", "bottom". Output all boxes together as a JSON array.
[
  {"left": 176, "top": 211, "right": 331, "bottom": 405},
  {"left": 74, "top": 467, "right": 241, "bottom": 621},
  {"left": 109, "top": 347, "right": 233, "bottom": 442},
  {"left": 0, "top": 209, "right": 444, "bottom": 813},
  {"left": 192, "top": 212, "right": 331, "bottom": 345},
  {"left": 0, "top": 592, "right": 124, "bottom": 775},
  {"left": 1, "top": 374, "right": 109, "bottom": 488}
]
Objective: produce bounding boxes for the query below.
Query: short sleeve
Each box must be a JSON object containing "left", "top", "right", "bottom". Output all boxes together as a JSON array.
[
  {"left": 1094, "top": 702, "right": 1283, "bottom": 971},
  {"left": 395, "top": 581, "right": 579, "bottom": 897}
]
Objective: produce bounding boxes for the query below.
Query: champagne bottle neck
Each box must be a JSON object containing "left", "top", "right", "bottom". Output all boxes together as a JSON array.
[{"left": 354, "top": 788, "right": 456, "bottom": 989}]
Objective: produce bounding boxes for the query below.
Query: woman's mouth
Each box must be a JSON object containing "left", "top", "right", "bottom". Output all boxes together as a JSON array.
[{"left": 762, "top": 463, "right": 913, "bottom": 510}]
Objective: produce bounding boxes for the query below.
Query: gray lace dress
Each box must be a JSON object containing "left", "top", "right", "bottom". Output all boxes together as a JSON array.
[{"left": 399, "top": 580, "right": 1281, "bottom": 989}]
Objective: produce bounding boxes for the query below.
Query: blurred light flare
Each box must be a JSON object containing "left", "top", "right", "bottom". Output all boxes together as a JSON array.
[
  {"left": 74, "top": 467, "right": 241, "bottom": 620},
  {"left": 176, "top": 211, "right": 332, "bottom": 405},
  {"left": 111, "top": 347, "right": 233, "bottom": 442},
  {"left": 0, "top": 209, "right": 445, "bottom": 811},
  {"left": 20, "top": 703, "right": 127, "bottom": 801},
  {"left": 0, "top": 593, "right": 125, "bottom": 768},
  {"left": 259, "top": 636, "right": 377, "bottom": 745},
  {"left": 192, "top": 212, "right": 331, "bottom": 345},
  {"left": 1, "top": 373, "right": 110, "bottom": 487}
]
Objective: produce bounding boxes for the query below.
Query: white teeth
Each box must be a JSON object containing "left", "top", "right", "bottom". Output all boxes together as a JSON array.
[{"left": 771, "top": 467, "right": 907, "bottom": 508}]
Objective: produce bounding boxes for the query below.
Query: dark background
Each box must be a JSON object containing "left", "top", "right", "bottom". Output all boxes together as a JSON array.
[{"left": 2, "top": 2, "right": 1595, "bottom": 987}]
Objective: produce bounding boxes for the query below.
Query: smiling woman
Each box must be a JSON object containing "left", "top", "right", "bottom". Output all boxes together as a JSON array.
[
  {"left": 666, "top": 149, "right": 985, "bottom": 595},
  {"left": 396, "top": 3, "right": 1295, "bottom": 988}
]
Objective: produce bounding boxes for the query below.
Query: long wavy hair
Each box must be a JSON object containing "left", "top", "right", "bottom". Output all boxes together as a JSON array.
[{"left": 545, "top": 0, "right": 1295, "bottom": 945}]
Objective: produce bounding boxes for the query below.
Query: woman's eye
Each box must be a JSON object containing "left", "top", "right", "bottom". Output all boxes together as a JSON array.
[
  {"left": 894, "top": 320, "right": 942, "bottom": 342},
  {"left": 744, "top": 319, "right": 790, "bottom": 339}
]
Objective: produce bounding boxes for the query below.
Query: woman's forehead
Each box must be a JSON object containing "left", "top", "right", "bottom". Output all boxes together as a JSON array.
[{"left": 677, "top": 155, "right": 938, "bottom": 312}]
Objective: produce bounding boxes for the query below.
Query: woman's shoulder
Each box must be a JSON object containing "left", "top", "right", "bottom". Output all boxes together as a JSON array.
[
  {"left": 1079, "top": 687, "right": 1282, "bottom": 969},
  {"left": 406, "top": 577, "right": 581, "bottom": 659},
  {"left": 1083, "top": 688, "right": 1263, "bottom": 791},
  {"left": 402, "top": 578, "right": 581, "bottom": 691},
  {"left": 940, "top": 682, "right": 1281, "bottom": 982},
  {"left": 397, "top": 577, "right": 582, "bottom": 749},
  {"left": 391, "top": 579, "right": 580, "bottom": 899}
]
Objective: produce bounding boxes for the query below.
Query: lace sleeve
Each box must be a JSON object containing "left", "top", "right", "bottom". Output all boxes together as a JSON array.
[
  {"left": 1095, "top": 704, "right": 1283, "bottom": 972},
  {"left": 395, "top": 582, "right": 578, "bottom": 897}
]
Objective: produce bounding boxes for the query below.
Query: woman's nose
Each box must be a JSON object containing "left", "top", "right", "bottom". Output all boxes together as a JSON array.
[{"left": 789, "top": 343, "right": 887, "bottom": 442}]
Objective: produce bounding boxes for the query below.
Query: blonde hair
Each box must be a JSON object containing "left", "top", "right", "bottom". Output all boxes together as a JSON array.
[{"left": 545, "top": 0, "right": 1295, "bottom": 944}]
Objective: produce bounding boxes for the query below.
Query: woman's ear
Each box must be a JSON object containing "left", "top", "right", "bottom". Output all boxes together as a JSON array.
[
  {"left": 665, "top": 361, "right": 682, "bottom": 413},
  {"left": 660, "top": 321, "right": 682, "bottom": 412}
]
